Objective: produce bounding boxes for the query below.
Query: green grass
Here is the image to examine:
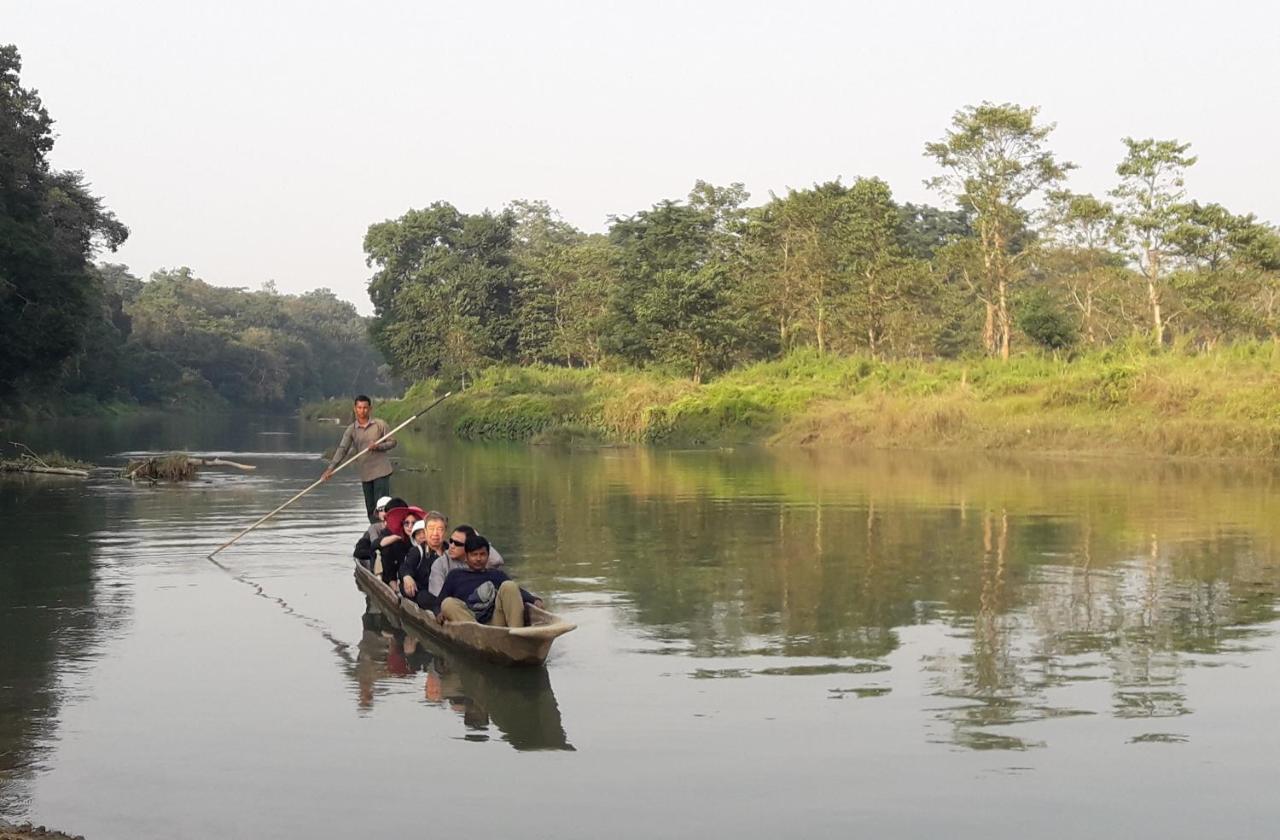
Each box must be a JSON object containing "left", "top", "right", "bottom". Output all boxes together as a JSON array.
[{"left": 306, "top": 342, "right": 1280, "bottom": 458}]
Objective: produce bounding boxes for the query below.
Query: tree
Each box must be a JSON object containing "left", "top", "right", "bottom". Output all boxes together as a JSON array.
[
  {"left": 745, "top": 182, "right": 852, "bottom": 354},
  {"left": 1016, "top": 286, "right": 1077, "bottom": 351},
  {"left": 607, "top": 186, "right": 755, "bottom": 381},
  {"left": 1167, "top": 204, "right": 1280, "bottom": 345},
  {"left": 365, "top": 203, "right": 518, "bottom": 381},
  {"left": 925, "top": 103, "right": 1073, "bottom": 360},
  {"left": 1110, "top": 138, "right": 1197, "bottom": 345},
  {"left": 0, "top": 45, "right": 128, "bottom": 394},
  {"left": 1041, "top": 191, "right": 1123, "bottom": 346},
  {"left": 838, "top": 177, "right": 912, "bottom": 357},
  {"left": 897, "top": 203, "right": 971, "bottom": 260},
  {"left": 505, "top": 199, "right": 617, "bottom": 366}
]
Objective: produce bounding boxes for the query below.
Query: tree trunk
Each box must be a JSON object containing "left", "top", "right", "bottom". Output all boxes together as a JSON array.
[
  {"left": 982, "top": 301, "right": 997, "bottom": 356},
  {"left": 1084, "top": 286, "right": 1095, "bottom": 346},
  {"left": 1147, "top": 276, "right": 1163, "bottom": 345},
  {"left": 1146, "top": 250, "right": 1164, "bottom": 345},
  {"left": 816, "top": 301, "right": 825, "bottom": 354},
  {"left": 997, "top": 278, "right": 1011, "bottom": 361}
]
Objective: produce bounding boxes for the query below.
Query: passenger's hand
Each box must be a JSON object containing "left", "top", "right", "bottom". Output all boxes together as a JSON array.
[
  {"left": 321, "top": 468, "right": 334, "bottom": 481},
  {"left": 402, "top": 577, "right": 417, "bottom": 597},
  {"left": 533, "top": 599, "right": 544, "bottom": 609}
]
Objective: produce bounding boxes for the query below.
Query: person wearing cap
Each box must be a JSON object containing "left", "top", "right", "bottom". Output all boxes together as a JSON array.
[
  {"left": 426, "top": 524, "right": 505, "bottom": 607},
  {"left": 398, "top": 511, "right": 449, "bottom": 607},
  {"left": 353, "top": 495, "right": 400, "bottom": 570},
  {"left": 321, "top": 394, "right": 397, "bottom": 523},
  {"left": 436, "top": 534, "right": 539, "bottom": 627}
]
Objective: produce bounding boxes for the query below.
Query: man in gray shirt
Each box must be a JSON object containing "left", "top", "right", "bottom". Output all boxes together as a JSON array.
[{"left": 322, "top": 394, "right": 397, "bottom": 521}]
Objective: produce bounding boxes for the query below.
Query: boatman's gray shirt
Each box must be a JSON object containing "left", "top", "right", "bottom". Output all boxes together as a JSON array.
[{"left": 329, "top": 418, "right": 396, "bottom": 482}]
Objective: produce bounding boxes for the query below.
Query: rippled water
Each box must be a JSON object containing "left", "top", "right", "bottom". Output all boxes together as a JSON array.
[{"left": 2, "top": 414, "right": 1279, "bottom": 838}]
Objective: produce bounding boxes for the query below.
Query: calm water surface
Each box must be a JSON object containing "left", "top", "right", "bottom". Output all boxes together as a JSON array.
[{"left": 2, "top": 414, "right": 1279, "bottom": 838}]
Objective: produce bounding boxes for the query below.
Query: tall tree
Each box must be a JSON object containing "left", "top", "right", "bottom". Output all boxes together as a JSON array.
[
  {"left": 746, "top": 182, "right": 852, "bottom": 354},
  {"left": 1110, "top": 138, "right": 1197, "bottom": 345},
  {"left": 0, "top": 45, "right": 128, "bottom": 394},
  {"left": 365, "top": 203, "right": 518, "bottom": 381},
  {"left": 925, "top": 103, "right": 1073, "bottom": 360},
  {"left": 1167, "top": 204, "right": 1280, "bottom": 344},
  {"left": 607, "top": 185, "right": 754, "bottom": 382},
  {"left": 1041, "top": 191, "right": 1121, "bottom": 346},
  {"left": 838, "top": 177, "right": 910, "bottom": 356}
]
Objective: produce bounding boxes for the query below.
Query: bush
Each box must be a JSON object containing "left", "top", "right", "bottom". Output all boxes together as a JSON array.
[{"left": 1017, "top": 288, "right": 1078, "bottom": 351}]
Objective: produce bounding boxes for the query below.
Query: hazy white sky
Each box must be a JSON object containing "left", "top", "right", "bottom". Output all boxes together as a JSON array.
[{"left": 7, "top": 0, "right": 1279, "bottom": 312}]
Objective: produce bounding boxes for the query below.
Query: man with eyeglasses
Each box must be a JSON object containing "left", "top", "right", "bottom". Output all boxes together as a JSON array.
[{"left": 424, "top": 524, "right": 504, "bottom": 611}]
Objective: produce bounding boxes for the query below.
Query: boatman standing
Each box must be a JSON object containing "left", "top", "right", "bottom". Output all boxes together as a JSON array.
[{"left": 322, "top": 394, "right": 397, "bottom": 522}]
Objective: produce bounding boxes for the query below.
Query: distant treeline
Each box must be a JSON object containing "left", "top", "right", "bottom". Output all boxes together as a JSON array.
[
  {"left": 0, "top": 45, "right": 390, "bottom": 413},
  {"left": 77, "top": 265, "right": 392, "bottom": 410},
  {"left": 365, "top": 104, "right": 1280, "bottom": 385}
]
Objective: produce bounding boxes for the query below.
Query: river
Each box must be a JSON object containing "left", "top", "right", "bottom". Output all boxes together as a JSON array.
[{"left": 2, "top": 413, "right": 1278, "bottom": 838}]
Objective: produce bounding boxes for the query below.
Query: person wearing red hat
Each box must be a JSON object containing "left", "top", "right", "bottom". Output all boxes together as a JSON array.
[{"left": 378, "top": 504, "right": 424, "bottom": 586}]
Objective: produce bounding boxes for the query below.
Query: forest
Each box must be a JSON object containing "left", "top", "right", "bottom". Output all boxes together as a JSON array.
[
  {"left": 364, "top": 107, "right": 1280, "bottom": 386},
  {"left": 5, "top": 36, "right": 1280, "bottom": 430},
  {"left": 0, "top": 45, "right": 388, "bottom": 414}
]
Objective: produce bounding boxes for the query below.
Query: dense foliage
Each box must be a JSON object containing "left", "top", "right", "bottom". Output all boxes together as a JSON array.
[
  {"left": 0, "top": 45, "right": 390, "bottom": 412},
  {"left": 0, "top": 45, "right": 128, "bottom": 394},
  {"left": 367, "top": 104, "right": 1280, "bottom": 386}
]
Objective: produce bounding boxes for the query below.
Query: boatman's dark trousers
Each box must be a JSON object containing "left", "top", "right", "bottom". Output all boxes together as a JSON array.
[{"left": 361, "top": 475, "right": 391, "bottom": 522}]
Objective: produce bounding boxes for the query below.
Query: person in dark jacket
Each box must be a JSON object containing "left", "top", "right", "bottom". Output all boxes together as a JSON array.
[
  {"left": 399, "top": 511, "right": 448, "bottom": 609},
  {"left": 437, "top": 534, "right": 540, "bottom": 627},
  {"left": 426, "top": 524, "right": 505, "bottom": 603},
  {"left": 353, "top": 495, "right": 400, "bottom": 569},
  {"left": 379, "top": 504, "right": 423, "bottom": 587}
]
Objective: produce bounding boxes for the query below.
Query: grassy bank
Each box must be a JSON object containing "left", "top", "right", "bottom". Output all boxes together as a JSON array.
[{"left": 304, "top": 342, "right": 1280, "bottom": 458}]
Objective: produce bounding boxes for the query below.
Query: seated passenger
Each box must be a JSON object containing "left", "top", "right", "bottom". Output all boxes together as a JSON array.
[
  {"left": 437, "top": 535, "right": 539, "bottom": 628},
  {"left": 380, "top": 505, "right": 423, "bottom": 587},
  {"left": 354, "top": 496, "right": 401, "bottom": 569},
  {"left": 426, "top": 524, "right": 504, "bottom": 608},
  {"left": 399, "top": 511, "right": 448, "bottom": 607}
]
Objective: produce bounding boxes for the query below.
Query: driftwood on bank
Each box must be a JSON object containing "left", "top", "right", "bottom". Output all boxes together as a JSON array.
[
  {"left": 1, "top": 442, "right": 92, "bottom": 477},
  {"left": 0, "top": 462, "right": 91, "bottom": 477},
  {"left": 122, "top": 454, "right": 256, "bottom": 482}
]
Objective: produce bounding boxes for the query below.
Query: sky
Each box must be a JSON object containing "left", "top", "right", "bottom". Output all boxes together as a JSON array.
[{"left": 6, "top": 0, "right": 1279, "bottom": 313}]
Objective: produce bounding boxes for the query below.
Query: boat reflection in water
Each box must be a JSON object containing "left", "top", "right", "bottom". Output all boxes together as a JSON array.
[{"left": 352, "top": 591, "right": 573, "bottom": 751}]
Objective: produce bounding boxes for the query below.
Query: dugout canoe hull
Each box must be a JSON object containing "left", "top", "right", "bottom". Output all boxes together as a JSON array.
[{"left": 353, "top": 562, "right": 576, "bottom": 666}]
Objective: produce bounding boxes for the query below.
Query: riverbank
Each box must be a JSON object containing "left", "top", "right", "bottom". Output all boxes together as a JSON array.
[
  {"left": 0, "top": 820, "right": 82, "bottom": 840},
  {"left": 303, "top": 343, "right": 1280, "bottom": 458}
]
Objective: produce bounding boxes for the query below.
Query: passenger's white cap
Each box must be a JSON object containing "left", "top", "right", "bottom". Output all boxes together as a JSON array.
[
  {"left": 375, "top": 496, "right": 393, "bottom": 511},
  {"left": 411, "top": 519, "right": 426, "bottom": 533}
]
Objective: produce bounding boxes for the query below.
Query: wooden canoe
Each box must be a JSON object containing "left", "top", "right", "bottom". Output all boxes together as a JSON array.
[{"left": 353, "top": 561, "right": 576, "bottom": 666}]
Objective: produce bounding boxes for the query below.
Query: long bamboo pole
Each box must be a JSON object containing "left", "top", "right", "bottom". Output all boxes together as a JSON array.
[{"left": 207, "top": 392, "right": 452, "bottom": 559}]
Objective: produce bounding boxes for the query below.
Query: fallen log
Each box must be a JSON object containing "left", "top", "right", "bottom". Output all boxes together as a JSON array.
[
  {"left": 0, "top": 463, "right": 90, "bottom": 477},
  {"left": 192, "top": 457, "right": 255, "bottom": 471},
  {"left": 123, "top": 453, "right": 256, "bottom": 481},
  {"left": 2, "top": 442, "right": 93, "bottom": 477}
]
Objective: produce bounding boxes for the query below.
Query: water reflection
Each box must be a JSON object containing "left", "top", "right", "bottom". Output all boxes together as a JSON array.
[
  {"left": 0, "top": 475, "right": 132, "bottom": 815},
  {"left": 346, "top": 440, "right": 1280, "bottom": 753},
  {"left": 348, "top": 595, "right": 572, "bottom": 751},
  {"left": 5, "top": 408, "right": 1280, "bottom": 828}
]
